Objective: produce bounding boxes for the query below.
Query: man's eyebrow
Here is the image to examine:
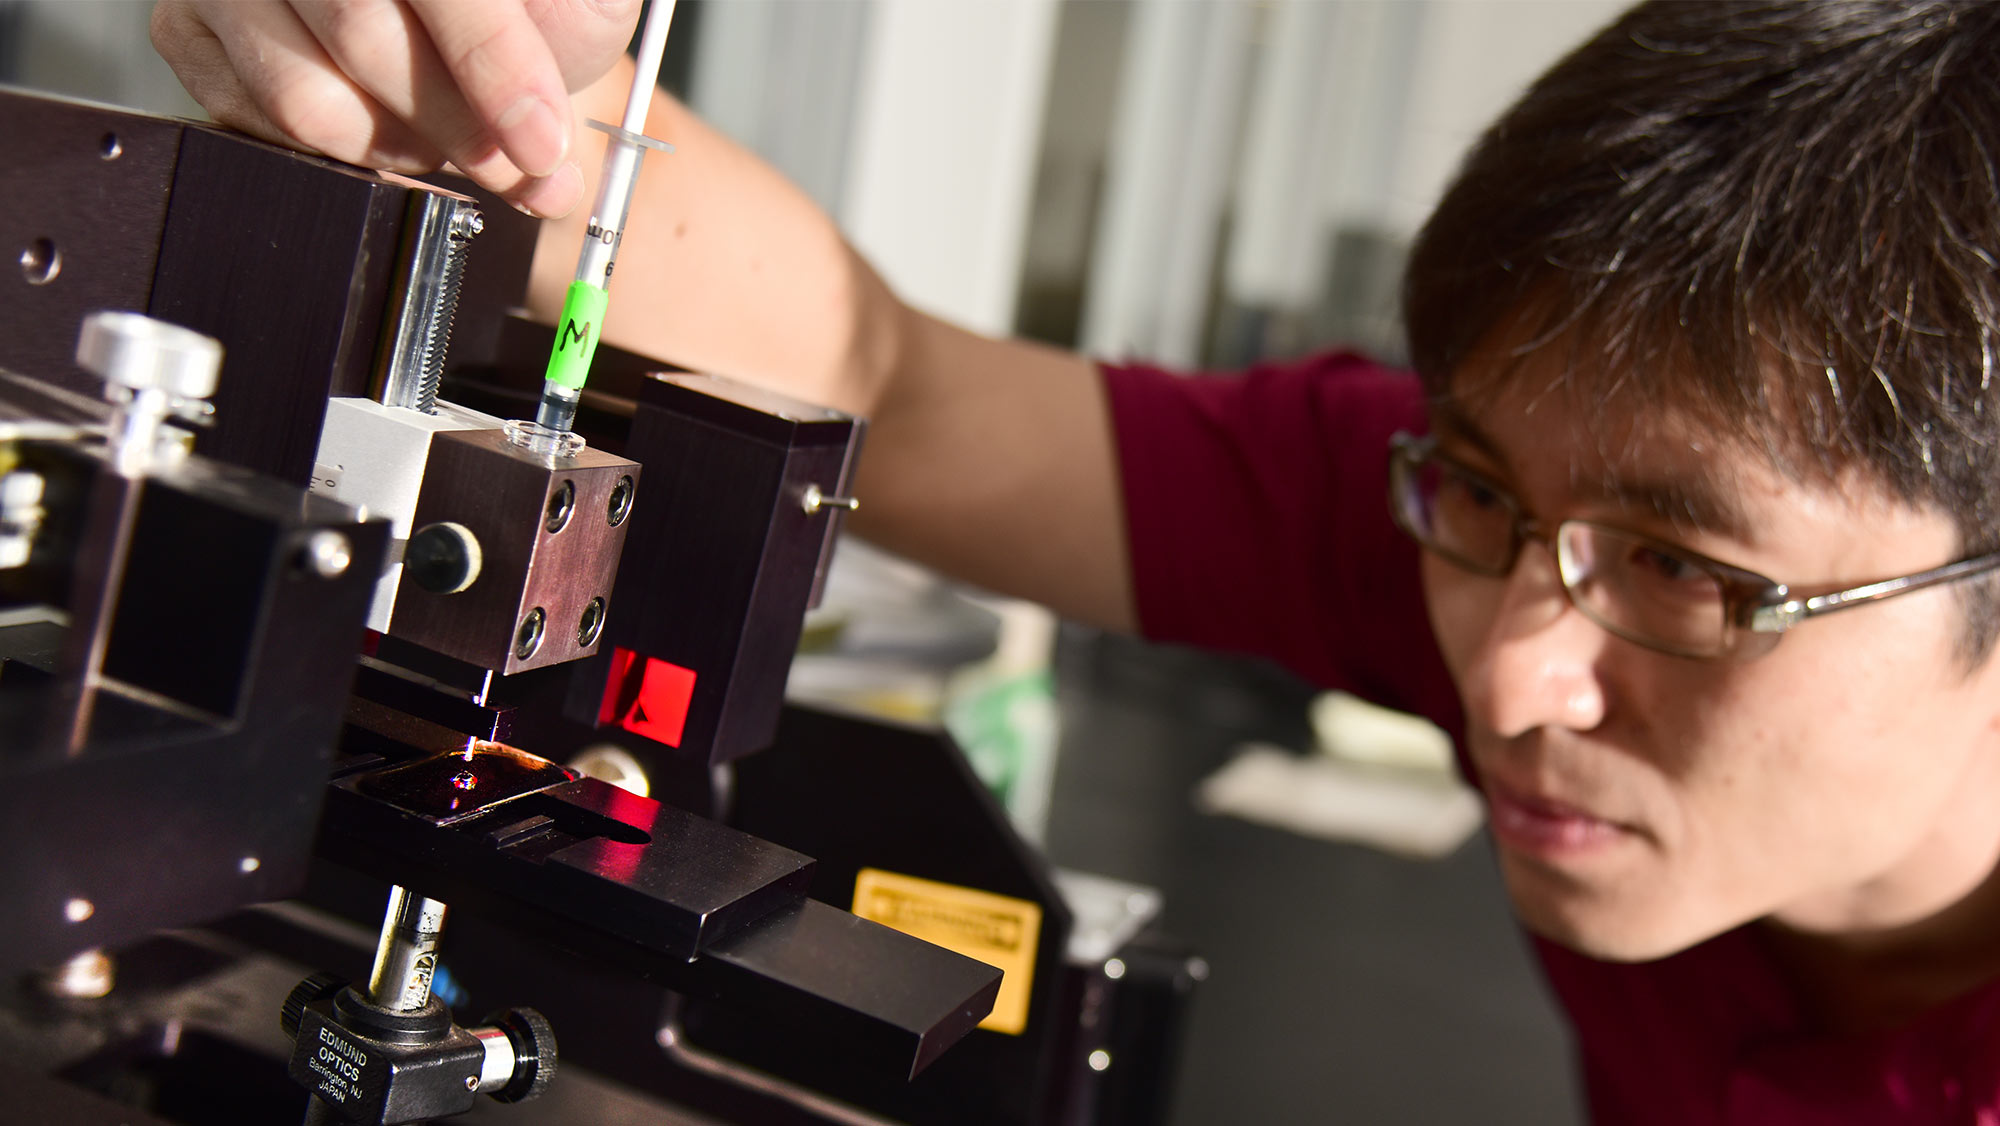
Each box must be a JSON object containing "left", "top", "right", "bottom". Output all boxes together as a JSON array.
[
  {"left": 1428, "top": 403, "right": 1506, "bottom": 464},
  {"left": 1428, "top": 401, "right": 1755, "bottom": 541},
  {"left": 1576, "top": 472, "right": 1757, "bottom": 544}
]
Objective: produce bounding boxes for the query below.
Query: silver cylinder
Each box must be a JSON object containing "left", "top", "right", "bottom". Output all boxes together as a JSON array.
[
  {"left": 366, "top": 885, "right": 449, "bottom": 1012},
  {"left": 472, "top": 1025, "right": 517, "bottom": 1093}
]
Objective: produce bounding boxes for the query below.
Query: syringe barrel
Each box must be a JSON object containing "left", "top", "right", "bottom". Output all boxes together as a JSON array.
[{"left": 575, "top": 137, "right": 651, "bottom": 289}]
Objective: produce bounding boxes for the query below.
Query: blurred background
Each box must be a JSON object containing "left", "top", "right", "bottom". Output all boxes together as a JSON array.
[{"left": 0, "top": 2, "right": 1630, "bottom": 1122}]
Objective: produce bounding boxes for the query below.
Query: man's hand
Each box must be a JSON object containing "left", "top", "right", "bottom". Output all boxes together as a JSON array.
[{"left": 151, "top": 0, "right": 640, "bottom": 217}]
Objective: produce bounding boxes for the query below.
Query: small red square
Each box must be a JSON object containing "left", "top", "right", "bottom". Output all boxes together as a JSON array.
[{"left": 597, "top": 647, "right": 697, "bottom": 748}]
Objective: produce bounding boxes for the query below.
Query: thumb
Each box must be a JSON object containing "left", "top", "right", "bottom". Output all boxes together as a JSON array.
[{"left": 528, "top": 0, "right": 647, "bottom": 94}]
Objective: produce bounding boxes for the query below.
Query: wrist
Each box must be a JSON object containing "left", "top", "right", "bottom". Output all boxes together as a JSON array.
[{"left": 829, "top": 243, "right": 913, "bottom": 420}]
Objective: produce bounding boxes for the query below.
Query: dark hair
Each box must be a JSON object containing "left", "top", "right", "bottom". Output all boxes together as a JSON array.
[{"left": 1404, "top": 0, "right": 2000, "bottom": 660}]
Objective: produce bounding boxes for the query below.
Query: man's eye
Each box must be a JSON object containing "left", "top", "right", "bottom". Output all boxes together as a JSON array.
[
  {"left": 1627, "top": 546, "right": 1719, "bottom": 595},
  {"left": 1439, "top": 472, "right": 1505, "bottom": 512}
]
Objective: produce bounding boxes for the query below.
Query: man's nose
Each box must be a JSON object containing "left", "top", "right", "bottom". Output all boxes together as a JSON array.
[{"left": 1458, "top": 541, "right": 1609, "bottom": 739}]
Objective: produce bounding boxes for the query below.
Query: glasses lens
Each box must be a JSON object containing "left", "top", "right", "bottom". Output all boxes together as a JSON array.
[
  {"left": 1394, "top": 446, "right": 1518, "bottom": 575},
  {"left": 1556, "top": 523, "right": 1730, "bottom": 656}
]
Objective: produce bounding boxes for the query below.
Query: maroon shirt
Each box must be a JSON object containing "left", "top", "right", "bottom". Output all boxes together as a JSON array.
[{"left": 1102, "top": 352, "right": 2000, "bottom": 1125}]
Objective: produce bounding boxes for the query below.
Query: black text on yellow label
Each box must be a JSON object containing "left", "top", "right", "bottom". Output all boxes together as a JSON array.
[{"left": 852, "top": 868, "right": 1041, "bottom": 1035}]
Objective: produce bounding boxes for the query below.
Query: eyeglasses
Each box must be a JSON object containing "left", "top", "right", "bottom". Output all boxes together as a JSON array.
[{"left": 1387, "top": 432, "right": 2000, "bottom": 660}]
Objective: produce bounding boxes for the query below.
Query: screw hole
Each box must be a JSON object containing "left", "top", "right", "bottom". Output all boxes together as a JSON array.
[
  {"left": 515, "top": 607, "right": 547, "bottom": 660},
  {"left": 100, "top": 133, "right": 122, "bottom": 160},
  {"left": 21, "top": 239, "right": 59, "bottom": 286},
  {"left": 578, "top": 597, "right": 607, "bottom": 648},
  {"left": 545, "top": 480, "right": 575, "bottom": 533},
  {"left": 608, "top": 475, "right": 634, "bottom": 527}
]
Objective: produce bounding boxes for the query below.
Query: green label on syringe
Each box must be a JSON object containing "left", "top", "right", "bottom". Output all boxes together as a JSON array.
[{"left": 545, "top": 281, "right": 609, "bottom": 390}]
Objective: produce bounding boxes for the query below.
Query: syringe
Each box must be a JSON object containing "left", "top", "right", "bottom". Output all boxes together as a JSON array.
[{"left": 534, "top": 0, "right": 677, "bottom": 435}]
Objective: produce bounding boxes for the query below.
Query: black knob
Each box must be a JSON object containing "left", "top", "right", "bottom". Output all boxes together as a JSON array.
[
  {"left": 280, "top": 972, "right": 345, "bottom": 1040},
  {"left": 483, "top": 1007, "right": 557, "bottom": 1103},
  {"left": 406, "top": 522, "right": 482, "bottom": 594}
]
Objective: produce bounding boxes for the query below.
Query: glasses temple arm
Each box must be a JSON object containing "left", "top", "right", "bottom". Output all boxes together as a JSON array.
[{"left": 1749, "top": 552, "right": 2000, "bottom": 632}]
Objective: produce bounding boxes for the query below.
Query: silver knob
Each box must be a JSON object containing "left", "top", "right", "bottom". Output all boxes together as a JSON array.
[
  {"left": 76, "top": 311, "right": 222, "bottom": 399},
  {"left": 76, "top": 312, "right": 223, "bottom": 476}
]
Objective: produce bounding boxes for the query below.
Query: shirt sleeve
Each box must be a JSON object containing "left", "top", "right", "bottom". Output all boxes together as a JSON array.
[{"left": 1101, "top": 351, "right": 1462, "bottom": 734}]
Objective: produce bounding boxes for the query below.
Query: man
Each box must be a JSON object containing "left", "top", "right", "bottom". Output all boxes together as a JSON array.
[{"left": 153, "top": 1, "right": 2000, "bottom": 1120}]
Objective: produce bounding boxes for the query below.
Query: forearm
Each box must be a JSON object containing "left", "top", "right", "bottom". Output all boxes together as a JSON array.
[
  {"left": 852, "top": 310, "right": 1136, "bottom": 633},
  {"left": 526, "top": 60, "right": 899, "bottom": 416},
  {"left": 529, "top": 64, "right": 1136, "bottom": 633}
]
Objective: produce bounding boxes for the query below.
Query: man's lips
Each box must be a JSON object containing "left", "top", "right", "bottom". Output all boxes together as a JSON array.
[{"left": 1482, "top": 778, "right": 1633, "bottom": 857}]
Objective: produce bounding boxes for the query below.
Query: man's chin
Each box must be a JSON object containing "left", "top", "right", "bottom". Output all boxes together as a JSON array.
[
  {"left": 1517, "top": 911, "right": 1692, "bottom": 962},
  {"left": 1502, "top": 864, "right": 1723, "bottom": 963}
]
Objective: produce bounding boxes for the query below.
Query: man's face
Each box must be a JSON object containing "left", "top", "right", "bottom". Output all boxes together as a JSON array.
[{"left": 1423, "top": 348, "right": 2000, "bottom": 961}]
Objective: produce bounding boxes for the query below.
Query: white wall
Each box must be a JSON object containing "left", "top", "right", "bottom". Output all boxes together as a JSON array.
[
  {"left": 1071, "top": 0, "right": 1628, "bottom": 364},
  {"left": 1385, "top": 0, "right": 1627, "bottom": 235},
  {"left": 838, "top": 0, "right": 1062, "bottom": 337},
  {"left": 1017, "top": 1, "right": 1127, "bottom": 293},
  {"left": 1080, "top": 0, "right": 1257, "bottom": 365},
  {"left": 686, "top": 0, "right": 871, "bottom": 216},
  {"left": 7, "top": 0, "right": 204, "bottom": 118}
]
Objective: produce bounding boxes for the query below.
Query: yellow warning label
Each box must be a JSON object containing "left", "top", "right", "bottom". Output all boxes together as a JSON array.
[{"left": 852, "top": 868, "right": 1041, "bottom": 1036}]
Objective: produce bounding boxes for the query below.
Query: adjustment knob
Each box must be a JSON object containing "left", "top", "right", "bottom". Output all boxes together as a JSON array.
[
  {"left": 280, "top": 972, "right": 346, "bottom": 1040},
  {"left": 76, "top": 310, "right": 222, "bottom": 399},
  {"left": 483, "top": 1007, "right": 557, "bottom": 1103},
  {"left": 406, "top": 521, "right": 483, "bottom": 594}
]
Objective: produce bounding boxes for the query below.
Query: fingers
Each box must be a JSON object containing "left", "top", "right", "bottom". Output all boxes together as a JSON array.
[
  {"left": 526, "top": 0, "right": 645, "bottom": 92},
  {"left": 288, "top": 0, "right": 583, "bottom": 215},
  {"left": 182, "top": 0, "right": 441, "bottom": 171},
  {"left": 284, "top": 0, "right": 469, "bottom": 163},
  {"left": 408, "top": 0, "right": 571, "bottom": 178},
  {"left": 155, "top": 1, "right": 587, "bottom": 217},
  {"left": 440, "top": 152, "right": 583, "bottom": 221},
  {"left": 151, "top": 3, "right": 291, "bottom": 148}
]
